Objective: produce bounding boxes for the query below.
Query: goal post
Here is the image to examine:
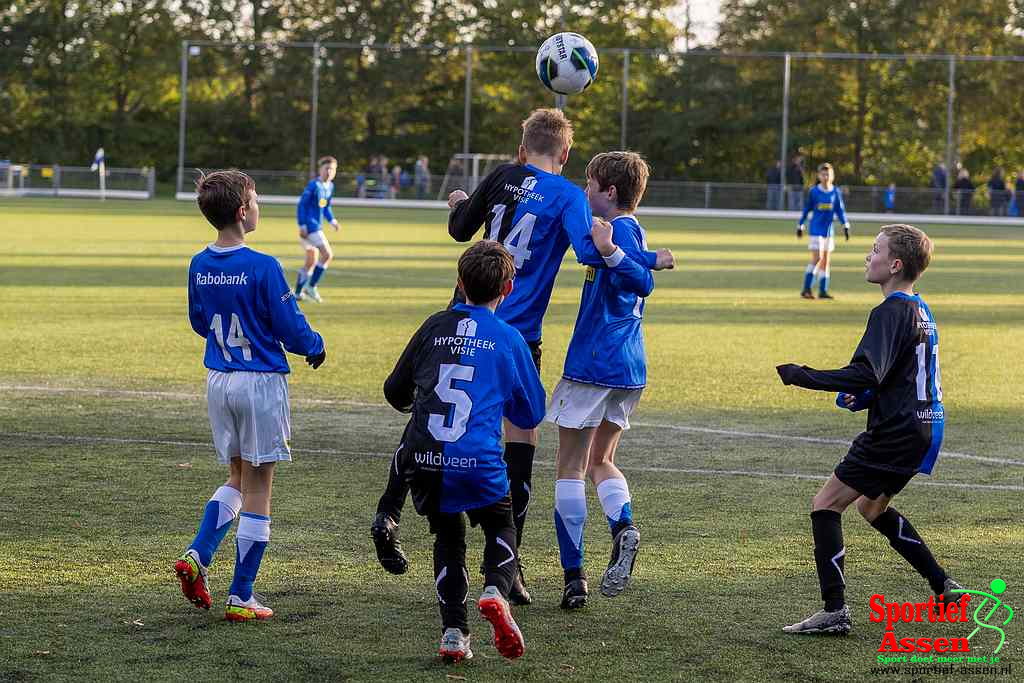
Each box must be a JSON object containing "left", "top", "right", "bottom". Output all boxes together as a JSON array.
[{"left": 437, "top": 153, "right": 515, "bottom": 199}]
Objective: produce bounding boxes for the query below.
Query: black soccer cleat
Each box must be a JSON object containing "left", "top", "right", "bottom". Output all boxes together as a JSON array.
[
  {"left": 560, "top": 576, "right": 589, "bottom": 610},
  {"left": 600, "top": 525, "right": 640, "bottom": 598},
  {"left": 370, "top": 512, "right": 408, "bottom": 575},
  {"left": 508, "top": 561, "right": 532, "bottom": 606},
  {"left": 800, "top": 289, "right": 815, "bottom": 300},
  {"left": 818, "top": 291, "right": 835, "bottom": 300}
]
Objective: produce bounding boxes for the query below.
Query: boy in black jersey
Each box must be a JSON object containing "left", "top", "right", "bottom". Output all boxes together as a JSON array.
[{"left": 776, "top": 224, "right": 961, "bottom": 635}]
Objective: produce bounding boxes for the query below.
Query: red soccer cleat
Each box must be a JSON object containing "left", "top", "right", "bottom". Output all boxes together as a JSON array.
[
  {"left": 174, "top": 549, "right": 212, "bottom": 610},
  {"left": 478, "top": 586, "right": 525, "bottom": 660}
]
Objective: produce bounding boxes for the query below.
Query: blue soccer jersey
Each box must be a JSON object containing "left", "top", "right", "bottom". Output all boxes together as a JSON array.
[
  {"left": 188, "top": 244, "right": 324, "bottom": 373},
  {"left": 562, "top": 216, "right": 654, "bottom": 389},
  {"left": 385, "top": 303, "right": 546, "bottom": 514},
  {"left": 799, "top": 185, "right": 848, "bottom": 237},
  {"left": 296, "top": 179, "right": 335, "bottom": 233},
  {"left": 449, "top": 163, "right": 658, "bottom": 343}
]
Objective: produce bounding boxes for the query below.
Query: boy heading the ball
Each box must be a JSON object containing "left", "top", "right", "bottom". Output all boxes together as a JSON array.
[
  {"left": 175, "top": 170, "right": 326, "bottom": 622},
  {"left": 370, "top": 109, "right": 675, "bottom": 604},
  {"left": 383, "top": 240, "right": 546, "bottom": 663},
  {"left": 777, "top": 224, "right": 961, "bottom": 635}
]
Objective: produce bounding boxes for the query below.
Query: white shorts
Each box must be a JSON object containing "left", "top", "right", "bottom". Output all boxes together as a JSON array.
[
  {"left": 207, "top": 370, "right": 292, "bottom": 466},
  {"left": 300, "top": 230, "right": 328, "bottom": 250},
  {"left": 544, "top": 379, "right": 643, "bottom": 430},
  {"left": 808, "top": 235, "right": 835, "bottom": 253}
]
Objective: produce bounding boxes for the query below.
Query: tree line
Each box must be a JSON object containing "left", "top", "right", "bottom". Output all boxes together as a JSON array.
[{"left": 3, "top": 1, "right": 1023, "bottom": 187}]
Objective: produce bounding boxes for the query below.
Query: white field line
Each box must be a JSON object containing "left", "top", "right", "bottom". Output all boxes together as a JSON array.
[
  {"left": 3, "top": 383, "right": 1022, "bottom": 468},
  {"left": 1, "top": 432, "right": 1022, "bottom": 494}
]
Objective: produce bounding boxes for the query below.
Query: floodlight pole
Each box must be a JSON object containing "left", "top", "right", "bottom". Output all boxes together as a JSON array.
[
  {"left": 779, "top": 52, "right": 791, "bottom": 209},
  {"left": 944, "top": 56, "right": 955, "bottom": 215},
  {"left": 176, "top": 40, "right": 189, "bottom": 196},
  {"left": 310, "top": 40, "right": 321, "bottom": 178},
  {"left": 620, "top": 49, "right": 630, "bottom": 149},
  {"left": 463, "top": 46, "right": 473, "bottom": 190}
]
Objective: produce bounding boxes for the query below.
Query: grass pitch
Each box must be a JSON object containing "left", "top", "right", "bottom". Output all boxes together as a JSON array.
[{"left": 1, "top": 199, "right": 1021, "bottom": 681}]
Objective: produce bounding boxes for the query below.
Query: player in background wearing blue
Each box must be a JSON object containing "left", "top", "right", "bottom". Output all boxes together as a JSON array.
[
  {"left": 175, "top": 170, "right": 327, "bottom": 621},
  {"left": 384, "top": 241, "right": 546, "bottom": 662},
  {"left": 545, "top": 152, "right": 665, "bottom": 608},
  {"left": 370, "top": 109, "right": 675, "bottom": 605},
  {"left": 295, "top": 156, "right": 340, "bottom": 303},
  {"left": 777, "top": 224, "right": 962, "bottom": 635},
  {"left": 798, "top": 163, "right": 851, "bottom": 300}
]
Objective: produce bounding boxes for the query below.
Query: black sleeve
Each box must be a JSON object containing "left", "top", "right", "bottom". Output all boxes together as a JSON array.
[
  {"left": 778, "top": 304, "right": 905, "bottom": 393},
  {"left": 383, "top": 320, "right": 429, "bottom": 412},
  {"left": 447, "top": 171, "right": 499, "bottom": 242}
]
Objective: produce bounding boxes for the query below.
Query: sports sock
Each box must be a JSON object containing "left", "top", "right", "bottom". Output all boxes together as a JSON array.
[
  {"left": 870, "top": 508, "right": 947, "bottom": 594},
  {"left": 596, "top": 477, "right": 633, "bottom": 537},
  {"left": 188, "top": 485, "right": 242, "bottom": 567},
  {"left": 819, "top": 268, "right": 831, "bottom": 295},
  {"left": 308, "top": 263, "right": 326, "bottom": 288},
  {"left": 554, "top": 479, "right": 587, "bottom": 572},
  {"left": 803, "top": 265, "right": 815, "bottom": 291},
  {"left": 503, "top": 442, "right": 535, "bottom": 547},
  {"left": 376, "top": 449, "right": 408, "bottom": 523},
  {"left": 811, "top": 509, "right": 846, "bottom": 611},
  {"left": 229, "top": 512, "right": 270, "bottom": 601},
  {"left": 295, "top": 268, "right": 307, "bottom": 294}
]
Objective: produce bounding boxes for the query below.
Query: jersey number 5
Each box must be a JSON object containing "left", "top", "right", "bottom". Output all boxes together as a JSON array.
[
  {"left": 428, "top": 363, "right": 475, "bottom": 442},
  {"left": 488, "top": 205, "right": 536, "bottom": 269},
  {"left": 210, "top": 313, "right": 252, "bottom": 362}
]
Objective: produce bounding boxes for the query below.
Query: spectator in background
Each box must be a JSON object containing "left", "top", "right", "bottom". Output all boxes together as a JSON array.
[
  {"left": 786, "top": 154, "right": 804, "bottom": 211},
  {"left": 415, "top": 156, "right": 431, "bottom": 199},
  {"left": 884, "top": 183, "right": 896, "bottom": 213},
  {"left": 931, "top": 162, "right": 947, "bottom": 212},
  {"left": 389, "top": 164, "right": 402, "bottom": 199},
  {"left": 1012, "top": 170, "right": 1024, "bottom": 217},
  {"left": 766, "top": 161, "right": 782, "bottom": 210},
  {"left": 954, "top": 167, "right": 974, "bottom": 215},
  {"left": 987, "top": 167, "right": 1008, "bottom": 216}
]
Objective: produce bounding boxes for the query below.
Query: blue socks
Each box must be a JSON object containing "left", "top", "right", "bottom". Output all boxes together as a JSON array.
[
  {"left": 819, "top": 269, "right": 830, "bottom": 296},
  {"left": 229, "top": 512, "right": 271, "bottom": 601},
  {"left": 803, "top": 265, "right": 815, "bottom": 291},
  {"left": 295, "top": 269, "right": 308, "bottom": 294},
  {"left": 309, "top": 264, "right": 326, "bottom": 288},
  {"left": 188, "top": 485, "right": 242, "bottom": 567},
  {"left": 597, "top": 478, "right": 633, "bottom": 537},
  {"left": 554, "top": 479, "right": 587, "bottom": 571}
]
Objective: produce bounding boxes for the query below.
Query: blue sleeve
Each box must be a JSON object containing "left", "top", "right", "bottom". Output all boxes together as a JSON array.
[
  {"left": 834, "top": 189, "right": 848, "bottom": 225},
  {"left": 799, "top": 188, "right": 814, "bottom": 225},
  {"left": 563, "top": 192, "right": 657, "bottom": 268},
  {"left": 297, "top": 182, "right": 314, "bottom": 227},
  {"left": 607, "top": 223, "right": 655, "bottom": 297},
  {"left": 503, "top": 334, "right": 546, "bottom": 430},
  {"left": 262, "top": 259, "right": 324, "bottom": 356},
  {"left": 323, "top": 187, "right": 335, "bottom": 223},
  {"left": 836, "top": 389, "right": 874, "bottom": 412},
  {"left": 187, "top": 266, "right": 206, "bottom": 338}
]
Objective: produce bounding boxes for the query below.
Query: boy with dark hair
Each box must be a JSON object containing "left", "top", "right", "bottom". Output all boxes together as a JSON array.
[
  {"left": 295, "top": 156, "right": 340, "bottom": 303},
  {"left": 370, "top": 108, "right": 674, "bottom": 604},
  {"left": 175, "top": 170, "right": 326, "bottom": 621},
  {"left": 546, "top": 152, "right": 664, "bottom": 608},
  {"left": 384, "top": 240, "right": 546, "bottom": 662},
  {"left": 798, "top": 162, "right": 851, "bottom": 300},
  {"left": 777, "top": 224, "right": 961, "bottom": 635}
]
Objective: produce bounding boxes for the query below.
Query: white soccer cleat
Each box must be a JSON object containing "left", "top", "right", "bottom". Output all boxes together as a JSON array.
[
  {"left": 305, "top": 286, "right": 322, "bottom": 303},
  {"left": 438, "top": 627, "right": 473, "bottom": 663},
  {"left": 783, "top": 605, "right": 851, "bottom": 635}
]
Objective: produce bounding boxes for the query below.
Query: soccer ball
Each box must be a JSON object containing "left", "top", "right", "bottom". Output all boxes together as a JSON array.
[{"left": 535, "top": 33, "right": 599, "bottom": 96}]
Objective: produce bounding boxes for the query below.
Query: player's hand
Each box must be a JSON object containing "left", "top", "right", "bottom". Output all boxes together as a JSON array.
[
  {"left": 299, "top": 227, "right": 309, "bottom": 239},
  {"left": 448, "top": 190, "right": 469, "bottom": 209},
  {"left": 653, "top": 248, "right": 675, "bottom": 271},
  {"left": 306, "top": 349, "right": 326, "bottom": 369},
  {"left": 776, "top": 363, "right": 801, "bottom": 386},
  {"left": 590, "top": 217, "right": 616, "bottom": 257},
  {"left": 843, "top": 224, "right": 851, "bottom": 241},
  {"left": 331, "top": 220, "right": 340, "bottom": 232},
  {"left": 838, "top": 392, "right": 858, "bottom": 409},
  {"left": 796, "top": 225, "right": 804, "bottom": 239}
]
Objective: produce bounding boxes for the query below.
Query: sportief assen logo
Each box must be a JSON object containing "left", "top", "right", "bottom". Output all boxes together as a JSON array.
[{"left": 872, "top": 579, "right": 1013, "bottom": 662}]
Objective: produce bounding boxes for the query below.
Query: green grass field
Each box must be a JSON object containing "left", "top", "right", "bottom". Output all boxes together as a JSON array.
[{"left": 1, "top": 198, "right": 1021, "bottom": 682}]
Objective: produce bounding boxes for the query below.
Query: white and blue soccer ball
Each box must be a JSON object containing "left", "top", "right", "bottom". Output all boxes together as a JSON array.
[{"left": 535, "top": 33, "right": 599, "bottom": 96}]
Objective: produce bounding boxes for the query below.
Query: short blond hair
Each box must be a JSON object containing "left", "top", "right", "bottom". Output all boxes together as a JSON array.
[
  {"left": 586, "top": 151, "right": 650, "bottom": 212},
  {"left": 882, "top": 224, "right": 933, "bottom": 282},
  {"left": 521, "top": 108, "right": 574, "bottom": 157}
]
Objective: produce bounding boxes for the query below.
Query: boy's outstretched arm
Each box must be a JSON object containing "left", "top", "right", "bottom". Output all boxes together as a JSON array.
[
  {"left": 563, "top": 192, "right": 664, "bottom": 269},
  {"left": 447, "top": 186, "right": 490, "bottom": 242},
  {"left": 383, "top": 321, "right": 427, "bottom": 412},
  {"left": 504, "top": 336, "right": 546, "bottom": 430},
  {"left": 591, "top": 218, "right": 655, "bottom": 297}
]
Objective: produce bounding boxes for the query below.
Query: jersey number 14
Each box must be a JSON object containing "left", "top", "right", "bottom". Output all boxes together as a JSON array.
[
  {"left": 210, "top": 313, "right": 252, "bottom": 362},
  {"left": 488, "top": 205, "right": 536, "bottom": 269}
]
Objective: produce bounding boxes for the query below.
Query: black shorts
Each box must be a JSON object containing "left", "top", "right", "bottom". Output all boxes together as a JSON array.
[
  {"left": 527, "top": 340, "right": 542, "bottom": 371},
  {"left": 834, "top": 457, "right": 915, "bottom": 500}
]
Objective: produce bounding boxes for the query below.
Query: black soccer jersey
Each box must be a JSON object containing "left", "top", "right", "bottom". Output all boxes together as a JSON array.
[
  {"left": 779, "top": 292, "right": 944, "bottom": 474},
  {"left": 383, "top": 303, "right": 546, "bottom": 514}
]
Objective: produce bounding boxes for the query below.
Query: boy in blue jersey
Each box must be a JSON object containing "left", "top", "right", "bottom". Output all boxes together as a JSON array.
[
  {"left": 776, "top": 224, "right": 961, "bottom": 635},
  {"left": 370, "top": 109, "right": 675, "bottom": 602},
  {"left": 798, "top": 163, "right": 851, "bottom": 300},
  {"left": 295, "top": 156, "right": 340, "bottom": 303},
  {"left": 174, "top": 170, "right": 327, "bottom": 622},
  {"left": 384, "top": 240, "right": 546, "bottom": 662},
  {"left": 545, "top": 152, "right": 663, "bottom": 608}
]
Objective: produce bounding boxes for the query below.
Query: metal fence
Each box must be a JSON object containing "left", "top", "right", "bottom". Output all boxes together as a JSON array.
[{"left": 1, "top": 164, "right": 156, "bottom": 199}]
